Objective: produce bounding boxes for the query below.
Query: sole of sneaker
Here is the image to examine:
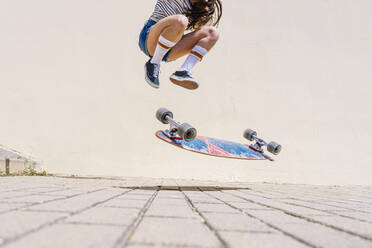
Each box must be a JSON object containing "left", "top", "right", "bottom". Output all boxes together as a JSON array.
[
  {"left": 170, "top": 77, "right": 199, "bottom": 90},
  {"left": 144, "top": 65, "right": 159, "bottom": 89}
]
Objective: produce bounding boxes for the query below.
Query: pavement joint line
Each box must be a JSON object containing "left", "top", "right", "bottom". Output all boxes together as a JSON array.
[
  {"left": 181, "top": 187, "right": 229, "bottom": 248},
  {"left": 242, "top": 188, "right": 372, "bottom": 224},
  {"left": 216, "top": 229, "right": 274, "bottom": 234},
  {"left": 0, "top": 188, "right": 134, "bottom": 247},
  {"left": 116, "top": 186, "right": 250, "bottom": 192},
  {"left": 244, "top": 189, "right": 372, "bottom": 218},
  {"left": 0, "top": 187, "right": 99, "bottom": 201},
  {"left": 35, "top": 193, "right": 83, "bottom": 197},
  {"left": 327, "top": 210, "right": 359, "bottom": 213},
  {"left": 114, "top": 188, "right": 159, "bottom": 248},
  {"left": 0, "top": 196, "right": 68, "bottom": 204},
  {"left": 157, "top": 196, "right": 186, "bottom": 199},
  {"left": 280, "top": 200, "right": 372, "bottom": 224},
  {"left": 145, "top": 215, "right": 197, "bottom": 220},
  {"left": 283, "top": 196, "right": 371, "bottom": 212},
  {"left": 124, "top": 193, "right": 158, "bottom": 196},
  {"left": 19, "top": 209, "right": 73, "bottom": 214},
  {"left": 333, "top": 210, "right": 372, "bottom": 218},
  {"left": 113, "top": 198, "right": 149, "bottom": 201},
  {"left": 197, "top": 211, "right": 242, "bottom": 214},
  {"left": 0, "top": 204, "right": 34, "bottom": 215},
  {"left": 49, "top": 175, "right": 133, "bottom": 181},
  {"left": 193, "top": 202, "right": 224, "bottom": 205},
  {"left": 1, "top": 193, "right": 46, "bottom": 201},
  {"left": 202, "top": 190, "right": 318, "bottom": 248},
  {"left": 21, "top": 187, "right": 77, "bottom": 193},
  {"left": 0, "top": 188, "right": 107, "bottom": 215},
  {"left": 245, "top": 188, "right": 372, "bottom": 211},
  {"left": 128, "top": 241, "right": 211, "bottom": 248},
  {"left": 0, "top": 186, "right": 62, "bottom": 194},
  {"left": 316, "top": 190, "right": 372, "bottom": 199},
  {"left": 236, "top": 208, "right": 274, "bottom": 211},
  {"left": 262, "top": 188, "right": 372, "bottom": 205},
  {"left": 225, "top": 191, "right": 372, "bottom": 243},
  {"left": 102, "top": 206, "right": 142, "bottom": 210},
  {"left": 320, "top": 198, "right": 372, "bottom": 206},
  {"left": 65, "top": 221, "right": 128, "bottom": 227}
]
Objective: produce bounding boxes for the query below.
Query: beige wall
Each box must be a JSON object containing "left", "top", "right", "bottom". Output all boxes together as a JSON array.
[{"left": 1, "top": 0, "right": 371, "bottom": 184}]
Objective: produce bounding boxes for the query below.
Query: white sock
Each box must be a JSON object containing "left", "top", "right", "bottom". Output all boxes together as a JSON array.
[
  {"left": 150, "top": 35, "right": 176, "bottom": 64},
  {"left": 179, "top": 45, "right": 208, "bottom": 72}
]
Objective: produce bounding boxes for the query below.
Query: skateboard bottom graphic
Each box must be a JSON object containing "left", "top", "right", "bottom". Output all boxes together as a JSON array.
[{"left": 156, "top": 130, "right": 273, "bottom": 161}]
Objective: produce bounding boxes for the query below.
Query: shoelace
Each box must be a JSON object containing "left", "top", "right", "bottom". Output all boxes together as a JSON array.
[
  {"left": 178, "top": 71, "right": 192, "bottom": 78},
  {"left": 153, "top": 64, "right": 161, "bottom": 77}
]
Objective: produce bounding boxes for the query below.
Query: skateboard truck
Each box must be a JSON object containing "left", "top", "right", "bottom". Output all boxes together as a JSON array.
[
  {"left": 156, "top": 108, "right": 197, "bottom": 142},
  {"left": 244, "top": 129, "right": 282, "bottom": 155}
]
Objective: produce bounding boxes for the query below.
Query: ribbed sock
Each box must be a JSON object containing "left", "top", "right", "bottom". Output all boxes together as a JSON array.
[
  {"left": 179, "top": 45, "right": 208, "bottom": 72},
  {"left": 150, "top": 35, "right": 176, "bottom": 64}
]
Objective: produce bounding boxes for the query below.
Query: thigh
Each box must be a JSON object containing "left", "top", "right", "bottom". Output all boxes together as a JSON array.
[
  {"left": 167, "top": 29, "right": 208, "bottom": 61},
  {"left": 146, "top": 16, "right": 183, "bottom": 56}
]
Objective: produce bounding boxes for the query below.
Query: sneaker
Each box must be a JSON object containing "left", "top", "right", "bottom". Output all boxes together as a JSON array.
[
  {"left": 145, "top": 59, "right": 160, "bottom": 88},
  {"left": 170, "top": 71, "right": 199, "bottom": 90}
]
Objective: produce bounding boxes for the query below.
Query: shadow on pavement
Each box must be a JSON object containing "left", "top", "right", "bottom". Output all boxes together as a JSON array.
[{"left": 116, "top": 186, "right": 250, "bottom": 191}]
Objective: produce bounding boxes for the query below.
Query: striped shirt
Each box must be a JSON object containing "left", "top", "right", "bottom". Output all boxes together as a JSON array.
[{"left": 150, "top": 0, "right": 192, "bottom": 22}]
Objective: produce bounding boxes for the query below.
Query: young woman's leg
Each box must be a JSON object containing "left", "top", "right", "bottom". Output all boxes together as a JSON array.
[
  {"left": 144, "top": 15, "right": 189, "bottom": 88},
  {"left": 147, "top": 15, "right": 189, "bottom": 62},
  {"left": 168, "top": 26, "right": 220, "bottom": 89},
  {"left": 168, "top": 26, "right": 220, "bottom": 60}
]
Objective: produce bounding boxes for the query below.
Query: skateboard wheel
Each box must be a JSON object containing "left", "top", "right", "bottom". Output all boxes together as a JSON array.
[
  {"left": 267, "top": 141, "right": 282, "bottom": 155},
  {"left": 178, "top": 123, "right": 197, "bottom": 142},
  {"left": 156, "top": 108, "right": 173, "bottom": 124},
  {"left": 243, "top": 129, "right": 257, "bottom": 141}
]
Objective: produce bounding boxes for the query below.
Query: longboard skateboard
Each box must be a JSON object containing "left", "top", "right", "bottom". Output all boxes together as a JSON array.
[{"left": 155, "top": 108, "right": 282, "bottom": 161}]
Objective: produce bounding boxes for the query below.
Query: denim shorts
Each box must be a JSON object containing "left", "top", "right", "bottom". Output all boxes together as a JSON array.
[{"left": 138, "top": 19, "right": 172, "bottom": 62}]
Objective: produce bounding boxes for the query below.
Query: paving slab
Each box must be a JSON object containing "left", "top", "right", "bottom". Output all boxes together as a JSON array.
[
  {"left": 0, "top": 210, "right": 68, "bottom": 241},
  {"left": 100, "top": 199, "right": 149, "bottom": 209},
  {"left": 65, "top": 206, "right": 140, "bottom": 226},
  {"left": 0, "top": 176, "right": 371, "bottom": 248},
  {"left": 25, "top": 188, "right": 127, "bottom": 212},
  {"left": 4, "top": 224, "right": 124, "bottom": 248},
  {"left": 309, "top": 215, "right": 372, "bottom": 238},
  {"left": 128, "top": 217, "right": 222, "bottom": 248},
  {"left": 275, "top": 222, "right": 372, "bottom": 248},
  {"left": 220, "top": 231, "right": 309, "bottom": 248},
  {"left": 2, "top": 194, "right": 67, "bottom": 204},
  {"left": 202, "top": 212, "right": 273, "bottom": 232},
  {"left": 145, "top": 198, "right": 196, "bottom": 218},
  {"left": 0, "top": 203, "right": 31, "bottom": 213}
]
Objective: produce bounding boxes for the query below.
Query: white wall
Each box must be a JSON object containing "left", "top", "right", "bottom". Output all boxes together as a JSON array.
[{"left": 1, "top": 0, "right": 371, "bottom": 184}]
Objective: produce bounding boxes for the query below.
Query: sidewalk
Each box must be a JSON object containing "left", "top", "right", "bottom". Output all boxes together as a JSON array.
[{"left": 0, "top": 176, "right": 371, "bottom": 248}]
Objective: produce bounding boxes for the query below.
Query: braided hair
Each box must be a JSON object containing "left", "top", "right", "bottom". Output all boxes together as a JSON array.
[{"left": 185, "top": 0, "right": 222, "bottom": 30}]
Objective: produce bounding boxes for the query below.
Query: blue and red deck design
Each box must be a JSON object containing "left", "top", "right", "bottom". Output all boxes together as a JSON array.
[{"left": 156, "top": 130, "right": 273, "bottom": 161}]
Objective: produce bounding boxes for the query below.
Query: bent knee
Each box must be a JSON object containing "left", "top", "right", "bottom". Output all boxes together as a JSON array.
[
  {"left": 203, "top": 26, "right": 220, "bottom": 42},
  {"left": 170, "top": 15, "right": 189, "bottom": 30}
]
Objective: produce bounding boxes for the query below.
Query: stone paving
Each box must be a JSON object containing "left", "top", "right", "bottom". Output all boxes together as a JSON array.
[{"left": 0, "top": 176, "right": 371, "bottom": 248}]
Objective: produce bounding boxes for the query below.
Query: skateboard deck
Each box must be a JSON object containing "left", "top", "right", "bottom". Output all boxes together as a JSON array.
[{"left": 156, "top": 130, "right": 273, "bottom": 161}]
